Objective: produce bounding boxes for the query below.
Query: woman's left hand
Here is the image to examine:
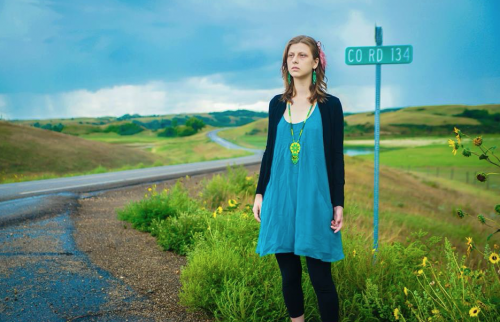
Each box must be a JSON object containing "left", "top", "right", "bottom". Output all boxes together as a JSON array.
[{"left": 331, "top": 206, "right": 343, "bottom": 233}]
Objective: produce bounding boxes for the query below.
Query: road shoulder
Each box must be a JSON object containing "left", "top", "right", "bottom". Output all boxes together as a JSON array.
[{"left": 71, "top": 164, "right": 261, "bottom": 321}]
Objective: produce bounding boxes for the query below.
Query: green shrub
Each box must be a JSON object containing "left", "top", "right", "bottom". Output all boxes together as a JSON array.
[
  {"left": 104, "top": 122, "right": 143, "bottom": 135},
  {"left": 116, "top": 181, "right": 199, "bottom": 232},
  {"left": 199, "top": 164, "right": 256, "bottom": 209},
  {"left": 178, "top": 212, "right": 289, "bottom": 321},
  {"left": 151, "top": 209, "right": 212, "bottom": 255}
]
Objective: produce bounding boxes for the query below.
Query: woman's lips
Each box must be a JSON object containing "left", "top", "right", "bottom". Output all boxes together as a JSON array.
[{"left": 291, "top": 67, "right": 299, "bottom": 70}]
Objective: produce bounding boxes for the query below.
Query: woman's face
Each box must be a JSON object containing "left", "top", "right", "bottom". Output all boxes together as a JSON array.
[{"left": 287, "top": 42, "right": 319, "bottom": 78}]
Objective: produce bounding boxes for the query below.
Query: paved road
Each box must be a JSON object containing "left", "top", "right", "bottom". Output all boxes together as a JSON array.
[{"left": 0, "top": 128, "right": 263, "bottom": 321}]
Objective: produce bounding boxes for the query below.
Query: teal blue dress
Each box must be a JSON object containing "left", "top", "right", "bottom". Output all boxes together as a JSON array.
[{"left": 255, "top": 104, "right": 345, "bottom": 263}]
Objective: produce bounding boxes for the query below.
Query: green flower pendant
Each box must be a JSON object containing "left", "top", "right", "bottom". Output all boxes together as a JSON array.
[{"left": 290, "top": 141, "right": 301, "bottom": 164}]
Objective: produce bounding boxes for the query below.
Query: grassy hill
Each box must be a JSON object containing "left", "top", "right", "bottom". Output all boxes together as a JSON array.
[
  {"left": 0, "top": 120, "right": 253, "bottom": 184},
  {"left": 344, "top": 103, "right": 500, "bottom": 138},
  {"left": 0, "top": 120, "right": 158, "bottom": 182},
  {"left": 218, "top": 103, "right": 500, "bottom": 147}
]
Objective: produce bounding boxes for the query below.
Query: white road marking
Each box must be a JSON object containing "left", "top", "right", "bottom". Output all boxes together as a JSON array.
[{"left": 18, "top": 174, "right": 177, "bottom": 195}]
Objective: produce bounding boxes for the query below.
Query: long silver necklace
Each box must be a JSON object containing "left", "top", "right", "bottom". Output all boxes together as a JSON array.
[{"left": 287, "top": 101, "right": 315, "bottom": 165}]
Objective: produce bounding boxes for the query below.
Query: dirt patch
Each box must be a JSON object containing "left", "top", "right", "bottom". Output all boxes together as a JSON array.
[{"left": 70, "top": 163, "right": 261, "bottom": 321}]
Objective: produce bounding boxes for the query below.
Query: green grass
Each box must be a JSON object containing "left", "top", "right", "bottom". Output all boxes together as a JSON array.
[{"left": 116, "top": 163, "right": 500, "bottom": 322}]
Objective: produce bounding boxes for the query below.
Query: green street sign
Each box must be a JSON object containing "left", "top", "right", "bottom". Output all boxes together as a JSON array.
[{"left": 345, "top": 45, "right": 413, "bottom": 65}]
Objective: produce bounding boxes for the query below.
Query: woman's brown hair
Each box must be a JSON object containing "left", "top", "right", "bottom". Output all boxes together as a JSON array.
[{"left": 280, "top": 35, "right": 329, "bottom": 105}]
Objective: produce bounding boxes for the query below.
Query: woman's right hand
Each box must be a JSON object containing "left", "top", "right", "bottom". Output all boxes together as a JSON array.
[{"left": 253, "top": 194, "right": 263, "bottom": 223}]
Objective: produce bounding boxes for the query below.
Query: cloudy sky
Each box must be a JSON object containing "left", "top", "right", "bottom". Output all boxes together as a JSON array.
[{"left": 0, "top": 0, "right": 499, "bottom": 120}]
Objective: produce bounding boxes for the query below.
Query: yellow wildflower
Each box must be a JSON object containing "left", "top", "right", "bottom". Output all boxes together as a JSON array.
[
  {"left": 448, "top": 139, "right": 458, "bottom": 155},
  {"left": 422, "top": 256, "right": 428, "bottom": 267},
  {"left": 489, "top": 252, "right": 499, "bottom": 264},
  {"left": 466, "top": 237, "right": 473, "bottom": 256},
  {"left": 352, "top": 250, "right": 356, "bottom": 257},
  {"left": 246, "top": 176, "right": 252, "bottom": 181},
  {"left": 213, "top": 211, "right": 217, "bottom": 219},
  {"left": 403, "top": 287, "right": 408, "bottom": 297},
  {"left": 494, "top": 244, "right": 499, "bottom": 250},
  {"left": 417, "top": 269, "right": 424, "bottom": 276},
  {"left": 217, "top": 206, "right": 223, "bottom": 214},
  {"left": 148, "top": 187, "right": 152, "bottom": 192},
  {"left": 431, "top": 309, "right": 440, "bottom": 315},
  {"left": 469, "top": 306, "right": 480, "bottom": 317},
  {"left": 453, "top": 127, "right": 461, "bottom": 144},
  {"left": 473, "top": 136, "right": 482, "bottom": 147},
  {"left": 372, "top": 248, "right": 376, "bottom": 254},
  {"left": 228, "top": 199, "right": 237, "bottom": 207},
  {"left": 393, "top": 308, "right": 399, "bottom": 320}
]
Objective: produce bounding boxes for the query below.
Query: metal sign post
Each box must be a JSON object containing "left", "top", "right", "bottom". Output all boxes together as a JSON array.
[{"left": 345, "top": 25, "right": 413, "bottom": 264}]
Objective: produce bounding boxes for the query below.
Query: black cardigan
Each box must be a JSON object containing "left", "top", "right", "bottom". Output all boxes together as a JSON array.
[{"left": 255, "top": 93, "right": 345, "bottom": 208}]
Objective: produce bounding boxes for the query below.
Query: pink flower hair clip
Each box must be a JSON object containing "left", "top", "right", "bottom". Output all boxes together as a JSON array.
[{"left": 317, "top": 40, "right": 327, "bottom": 71}]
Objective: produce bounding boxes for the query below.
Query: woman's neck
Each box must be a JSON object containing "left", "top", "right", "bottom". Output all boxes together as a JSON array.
[{"left": 292, "top": 77, "right": 312, "bottom": 101}]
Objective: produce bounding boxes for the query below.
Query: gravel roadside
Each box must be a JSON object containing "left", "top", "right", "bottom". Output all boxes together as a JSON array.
[{"left": 71, "top": 163, "right": 261, "bottom": 322}]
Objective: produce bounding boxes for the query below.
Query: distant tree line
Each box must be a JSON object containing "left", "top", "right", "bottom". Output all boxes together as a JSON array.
[
  {"left": 32, "top": 122, "right": 64, "bottom": 132},
  {"left": 453, "top": 109, "right": 500, "bottom": 126},
  {"left": 157, "top": 116, "right": 206, "bottom": 137},
  {"left": 100, "top": 116, "right": 206, "bottom": 137},
  {"left": 104, "top": 123, "right": 144, "bottom": 135}
]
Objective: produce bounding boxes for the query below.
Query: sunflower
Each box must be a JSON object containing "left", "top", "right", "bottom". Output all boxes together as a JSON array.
[
  {"left": 466, "top": 237, "right": 473, "bottom": 256},
  {"left": 453, "top": 127, "right": 462, "bottom": 144},
  {"left": 489, "top": 252, "right": 499, "bottom": 264},
  {"left": 469, "top": 306, "right": 480, "bottom": 317},
  {"left": 448, "top": 139, "right": 458, "bottom": 155},
  {"left": 476, "top": 173, "right": 487, "bottom": 182},
  {"left": 393, "top": 308, "right": 399, "bottom": 320}
]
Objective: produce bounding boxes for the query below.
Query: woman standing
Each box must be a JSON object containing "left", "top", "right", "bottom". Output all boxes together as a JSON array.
[{"left": 253, "top": 35, "right": 345, "bottom": 322}]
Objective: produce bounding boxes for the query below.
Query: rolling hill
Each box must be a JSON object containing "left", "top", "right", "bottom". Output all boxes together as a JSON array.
[{"left": 0, "top": 120, "right": 158, "bottom": 180}]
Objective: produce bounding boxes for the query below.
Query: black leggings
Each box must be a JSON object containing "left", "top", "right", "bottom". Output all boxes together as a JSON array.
[{"left": 275, "top": 252, "right": 339, "bottom": 322}]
